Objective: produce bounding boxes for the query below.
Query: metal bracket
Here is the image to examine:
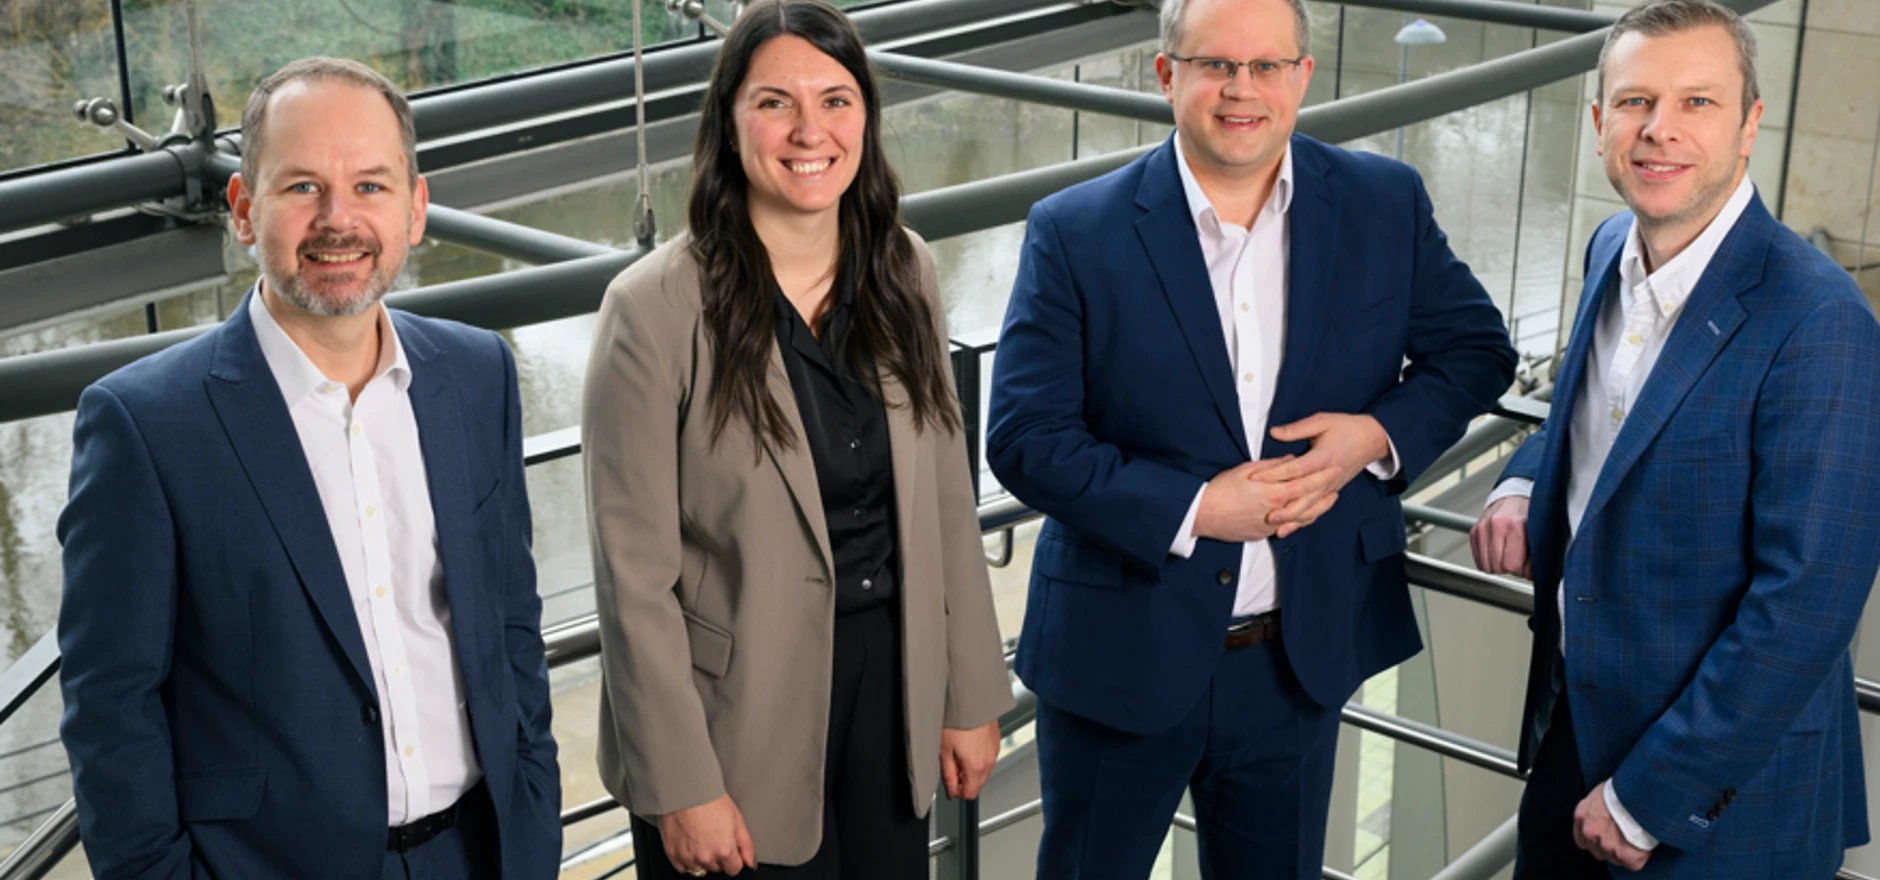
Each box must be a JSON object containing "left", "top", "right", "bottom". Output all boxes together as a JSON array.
[{"left": 985, "top": 527, "right": 1015, "bottom": 568}]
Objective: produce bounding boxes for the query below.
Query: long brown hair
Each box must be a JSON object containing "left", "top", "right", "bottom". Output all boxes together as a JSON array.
[{"left": 688, "top": 0, "right": 960, "bottom": 451}]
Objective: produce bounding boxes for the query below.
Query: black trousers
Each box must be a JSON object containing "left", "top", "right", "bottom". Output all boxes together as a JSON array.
[
  {"left": 1515, "top": 691, "right": 1612, "bottom": 880},
  {"left": 633, "top": 604, "right": 928, "bottom": 879}
]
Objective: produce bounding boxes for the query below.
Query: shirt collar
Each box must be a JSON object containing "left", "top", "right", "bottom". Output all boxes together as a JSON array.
[
  {"left": 1618, "top": 174, "right": 1756, "bottom": 317},
  {"left": 247, "top": 286, "right": 412, "bottom": 403},
  {"left": 1173, "top": 134, "right": 1294, "bottom": 232}
]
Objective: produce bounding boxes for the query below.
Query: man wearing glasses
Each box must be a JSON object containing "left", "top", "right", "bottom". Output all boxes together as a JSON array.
[{"left": 987, "top": 0, "right": 1516, "bottom": 875}]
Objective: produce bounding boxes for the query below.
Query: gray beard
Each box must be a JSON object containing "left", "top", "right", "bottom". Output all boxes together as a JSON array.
[{"left": 259, "top": 251, "right": 395, "bottom": 318}]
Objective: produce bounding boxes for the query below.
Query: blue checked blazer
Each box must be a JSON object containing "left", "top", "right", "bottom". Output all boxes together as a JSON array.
[{"left": 1502, "top": 194, "right": 1880, "bottom": 877}]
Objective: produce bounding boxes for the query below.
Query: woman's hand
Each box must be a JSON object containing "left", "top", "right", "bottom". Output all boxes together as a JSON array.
[
  {"left": 939, "top": 720, "right": 1002, "bottom": 800},
  {"left": 658, "top": 793, "right": 758, "bottom": 876}
]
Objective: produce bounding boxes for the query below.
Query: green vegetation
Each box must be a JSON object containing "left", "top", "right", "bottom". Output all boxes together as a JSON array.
[{"left": 2, "top": 0, "right": 872, "bottom": 174}]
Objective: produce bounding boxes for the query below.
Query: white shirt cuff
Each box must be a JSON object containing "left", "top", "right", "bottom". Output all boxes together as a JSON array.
[
  {"left": 1484, "top": 477, "right": 1535, "bottom": 509},
  {"left": 1604, "top": 780, "right": 1661, "bottom": 851},
  {"left": 1364, "top": 431, "right": 1403, "bottom": 480},
  {"left": 1170, "top": 486, "right": 1206, "bottom": 558}
]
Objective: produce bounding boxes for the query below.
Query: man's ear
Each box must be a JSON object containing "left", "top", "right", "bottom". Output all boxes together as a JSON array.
[{"left": 229, "top": 173, "right": 257, "bottom": 245}]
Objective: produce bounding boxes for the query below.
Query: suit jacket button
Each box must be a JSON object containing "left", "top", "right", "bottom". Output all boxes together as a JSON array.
[
  {"left": 1706, "top": 808, "right": 1721, "bottom": 821},
  {"left": 363, "top": 705, "right": 380, "bottom": 726},
  {"left": 1217, "top": 569, "right": 1233, "bottom": 585}
]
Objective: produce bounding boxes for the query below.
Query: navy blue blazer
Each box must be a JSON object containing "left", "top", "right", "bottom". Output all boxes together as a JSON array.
[
  {"left": 57, "top": 299, "right": 561, "bottom": 879},
  {"left": 1505, "top": 196, "right": 1880, "bottom": 876},
  {"left": 986, "top": 134, "right": 1517, "bottom": 735}
]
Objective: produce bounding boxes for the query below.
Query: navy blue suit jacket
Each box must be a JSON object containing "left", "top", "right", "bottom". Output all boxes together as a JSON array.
[
  {"left": 1505, "top": 197, "right": 1879, "bottom": 876},
  {"left": 57, "top": 299, "right": 561, "bottom": 879},
  {"left": 987, "top": 134, "right": 1517, "bottom": 735}
]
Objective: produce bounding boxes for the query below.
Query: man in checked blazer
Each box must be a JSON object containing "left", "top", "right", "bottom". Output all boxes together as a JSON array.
[{"left": 1471, "top": 2, "right": 1880, "bottom": 877}]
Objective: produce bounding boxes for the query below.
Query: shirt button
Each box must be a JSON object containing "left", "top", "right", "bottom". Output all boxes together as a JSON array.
[
  {"left": 390, "top": 666, "right": 402, "bottom": 677},
  {"left": 374, "top": 585, "right": 387, "bottom": 599},
  {"left": 1242, "top": 373, "right": 1254, "bottom": 383},
  {"left": 351, "top": 423, "right": 363, "bottom": 436},
  {"left": 1611, "top": 408, "right": 1624, "bottom": 424},
  {"left": 861, "top": 578, "right": 874, "bottom": 590},
  {"left": 364, "top": 504, "right": 378, "bottom": 518},
  {"left": 405, "top": 745, "right": 416, "bottom": 758},
  {"left": 321, "top": 383, "right": 340, "bottom": 394},
  {"left": 1240, "top": 303, "right": 1250, "bottom": 312},
  {"left": 1626, "top": 333, "right": 1642, "bottom": 345}
]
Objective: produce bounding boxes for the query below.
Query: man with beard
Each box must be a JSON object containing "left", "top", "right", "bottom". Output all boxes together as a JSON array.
[
  {"left": 56, "top": 57, "right": 561, "bottom": 880},
  {"left": 1471, "top": 2, "right": 1880, "bottom": 876}
]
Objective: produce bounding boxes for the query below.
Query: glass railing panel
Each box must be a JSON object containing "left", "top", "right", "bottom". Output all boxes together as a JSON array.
[
  {"left": 0, "top": 671, "right": 80, "bottom": 875},
  {"left": 0, "top": 0, "right": 131, "bottom": 174},
  {"left": 119, "top": 0, "right": 698, "bottom": 140}
]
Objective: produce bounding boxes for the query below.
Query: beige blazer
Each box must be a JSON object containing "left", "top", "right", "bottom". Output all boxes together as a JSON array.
[{"left": 581, "top": 230, "right": 1014, "bottom": 865}]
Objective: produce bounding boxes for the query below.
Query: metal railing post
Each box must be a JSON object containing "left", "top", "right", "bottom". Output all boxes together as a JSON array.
[{"left": 932, "top": 795, "right": 981, "bottom": 880}]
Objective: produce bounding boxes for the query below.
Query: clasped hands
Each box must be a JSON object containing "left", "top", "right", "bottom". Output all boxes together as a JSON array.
[{"left": 1194, "top": 412, "right": 1390, "bottom": 542}]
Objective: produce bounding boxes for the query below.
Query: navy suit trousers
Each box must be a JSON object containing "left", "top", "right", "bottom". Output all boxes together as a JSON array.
[{"left": 1034, "top": 636, "right": 1340, "bottom": 880}]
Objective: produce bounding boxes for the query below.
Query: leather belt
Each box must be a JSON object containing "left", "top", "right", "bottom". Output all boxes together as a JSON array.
[
  {"left": 1224, "top": 610, "right": 1281, "bottom": 651},
  {"left": 388, "top": 801, "right": 460, "bottom": 853}
]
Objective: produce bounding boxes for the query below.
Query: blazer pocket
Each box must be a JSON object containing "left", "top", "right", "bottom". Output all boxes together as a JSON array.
[
  {"left": 175, "top": 767, "right": 267, "bottom": 822},
  {"left": 683, "top": 610, "right": 733, "bottom": 678},
  {"left": 1033, "top": 532, "right": 1157, "bottom": 589},
  {"left": 470, "top": 476, "right": 504, "bottom": 520},
  {"left": 1359, "top": 514, "right": 1408, "bottom": 563}
]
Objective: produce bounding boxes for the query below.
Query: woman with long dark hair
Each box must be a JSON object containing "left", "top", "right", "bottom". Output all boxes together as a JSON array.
[{"left": 581, "top": 1, "right": 1013, "bottom": 876}]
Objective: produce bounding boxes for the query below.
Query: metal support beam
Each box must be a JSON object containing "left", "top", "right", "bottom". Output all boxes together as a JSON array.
[
  {"left": 902, "top": 0, "right": 1780, "bottom": 240},
  {"left": 410, "top": 0, "right": 1083, "bottom": 144},
  {"left": 1343, "top": 0, "right": 1613, "bottom": 33},
  {"left": 1341, "top": 702, "right": 1523, "bottom": 780},
  {"left": 0, "top": 149, "right": 192, "bottom": 236},
  {"left": 1427, "top": 815, "right": 1520, "bottom": 880},
  {"left": 0, "top": 247, "right": 644, "bottom": 424},
  {"left": 870, "top": 51, "right": 1173, "bottom": 125}
]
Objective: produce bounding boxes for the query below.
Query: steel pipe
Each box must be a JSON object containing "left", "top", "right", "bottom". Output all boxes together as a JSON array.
[
  {"left": 1428, "top": 815, "right": 1520, "bottom": 880},
  {"left": 1342, "top": 702, "right": 1524, "bottom": 780},
  {"left": 870, "top": 51, "right": 1172, "bottom": 125},
  {"left": 1408, "top": 552, "right": 1535, "bottom": 615},
  {"left": 0, "top": 150, "right": 191, "bottom": 236},
  {"left": 411, "top": 0, "right": 1080, "bottom": 144},
  {"left": 0, "top": 246, "right": 645, "bottom": 425},
  {"left": 0, "top": 799, "right": 77, "bottom": 880},
  {"left": 1345, "top": 0, "right": 1613, "bottom": 32}
]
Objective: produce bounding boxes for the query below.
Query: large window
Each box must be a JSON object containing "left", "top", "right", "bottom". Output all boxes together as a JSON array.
[{"left": 0, "top": 0, "right": 129, "bottom": 172}]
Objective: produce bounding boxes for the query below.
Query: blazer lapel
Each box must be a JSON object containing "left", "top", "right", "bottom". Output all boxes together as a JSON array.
[
  {"left": 1134, "top": 138, "right": 1251, "bottom": 457},
  {"left": 765, "top": 343, "right": 836, "bottom": 576},
  {"left": 203, "top": 293, "right": 377, "bottom": 698},
  {"left": 1267, "top": 140, "right": 1339, "bottom": 436},
  {"left": 398, "top": 315, "right": 488, "bottom": 694},
  {"left": 1577, "top": 202, "right": 1770, "bottom": 531}
]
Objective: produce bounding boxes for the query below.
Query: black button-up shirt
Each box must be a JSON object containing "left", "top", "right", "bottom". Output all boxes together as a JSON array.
[{"left": 773, "top": 268, "right": 898, "bottom": 616}]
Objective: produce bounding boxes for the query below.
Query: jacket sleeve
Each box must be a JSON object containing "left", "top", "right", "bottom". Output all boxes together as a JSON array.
[
  {"left": 56, "top": 384, "right": 206, "bottom": 880},
  {"left": 909, "top": 233, "right": 1016, "bottom": 731},
  {"left": 1364, "top": 169, "right": 1519, "bottom": 490},
  {"left": 1610, "top": 296, "right": 1880, "bottom": 850},
  {"left": 493, "top": 337, "right": 563, "bottom": 877},
  {"left": 984, "top": 202, "right": 1209, "bottom": 568},
  {"left": 582, "top": 260, "right": 727, "bottom": 817}
]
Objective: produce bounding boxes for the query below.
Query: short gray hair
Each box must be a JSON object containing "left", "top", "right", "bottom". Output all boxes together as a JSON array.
[
  {"left": 1597, "top": 0, "right": 1759, "bottom": 119},
  {"left": 240, "top": 57, "right": 418, "bottom": 186},
  {"left": 1160, "top": 0, "right": 1311, "bottom": 58}
]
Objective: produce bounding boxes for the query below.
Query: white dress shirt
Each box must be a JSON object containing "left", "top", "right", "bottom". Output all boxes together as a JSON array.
[
  {"left": 1164, "top": 137, "right": 1400, "bottom": 617},
  {"left": 1485, "top": 175, "right": 1756, "bottom": 850},
  {"left": 249, "top": 293, "right": 481, "bottom": 825}
]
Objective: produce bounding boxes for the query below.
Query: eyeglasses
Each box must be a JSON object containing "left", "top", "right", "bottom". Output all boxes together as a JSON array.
[{"left": 1166, "top": 54, "right": 1306, "bottom": 85}]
